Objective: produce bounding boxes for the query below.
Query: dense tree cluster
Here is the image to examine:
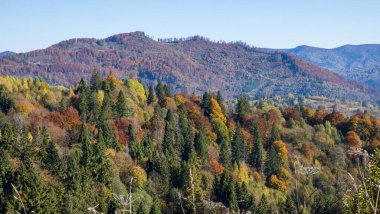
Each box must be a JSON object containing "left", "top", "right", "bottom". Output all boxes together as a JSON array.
[{"left": 0, "top": 72, "right": 379, "bottom": 213}]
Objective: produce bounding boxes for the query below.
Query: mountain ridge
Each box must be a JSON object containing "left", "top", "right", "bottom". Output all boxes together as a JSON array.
[{"left": 0, "top": 32, "right": 377, "bottom": 102}]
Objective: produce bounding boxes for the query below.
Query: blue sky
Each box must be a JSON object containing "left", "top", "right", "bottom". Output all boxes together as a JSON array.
[{"left": 1, "top": 0, "right": 379, "bottom": 52}]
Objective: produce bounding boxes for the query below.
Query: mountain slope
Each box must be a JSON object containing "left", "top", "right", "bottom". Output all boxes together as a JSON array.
[
  {"left": 285, "top": 44, "right": 380, "bottom": 90},
  {"left": 0, "top": 51, "right": 15, "bottom": 57},
  {"left": 0, "top": 32, "right": 376, "bottom": 102}
]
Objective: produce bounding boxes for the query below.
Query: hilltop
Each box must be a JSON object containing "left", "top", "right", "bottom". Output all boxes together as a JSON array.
[{"left": 0, "top": 32, "right": 376, "bottom": 103}]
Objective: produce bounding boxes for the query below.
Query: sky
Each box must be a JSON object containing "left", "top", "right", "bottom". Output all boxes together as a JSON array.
[{"left": 1, "top": 0, "right": 380, "bottom": 53}]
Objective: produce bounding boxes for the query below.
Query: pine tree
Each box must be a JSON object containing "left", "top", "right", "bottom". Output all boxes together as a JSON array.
[
  {"left": 162, "top": 110, "right": 176, "bottom": 157},
  {"left": 129, "top": 124, "right": 143, "bottom": 161},
  {"left": 163, "top": 84, "right": 172, "bottom": 97},
  {"left": 115, "top": 90, "right": 127, "bottom": 118},
  {"left": 39, "top": 127, "right": 62, "bottom": 176},
  {"left": 66, "top": 148, "right": 82, "bottom": 191},
  {"left": 100, "top": 90, "right": 115, "bottom": 122},
  {"left": 250, "top": 124, "right": 264, "bottom": 173},
  {"left": 219, "top": 140, "right": 232, "bottom": 169},
  {"left": 94, "top": 129, "right": 111, "bottom": 185},
  {"left": 0, "top": 150, "right": 14, "bottom": 213},
  {"left": 231, "top": 123, "right": 246, "bottom": 164},
  {"left": 79, "top": 123, "right": 92, "bottom": 168},
  {"left": 236, "top": 94, "right": 250, "bottom": 124},
  {"left": 90, "top": 69, "right": 103, "bottom": 91},
  {"left": 147, "top": 85, "right": 155, "bottom": 105},
  {"left": 201, "top": 92, "right": 212, "bottom": 116},
  {"left": 216, "top": 91, "right": 226, "bottom": 113},
  {"left": 156, "top": 80, "right": 165, "bottom": 107},
  {"left": 194, "top": 122, "right": 209, "bottom": 164}
]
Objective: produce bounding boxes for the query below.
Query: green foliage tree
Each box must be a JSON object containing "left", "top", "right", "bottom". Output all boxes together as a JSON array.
[
  {"left": 236, "top": 94, "right": 250, "bottom": 123},
  {"left": 90, "top": 69, "right": 103, "bottom": 91},
  {"left": 250, "top": 124, "right": 264, "bottom": 173},
  {"left": 115, "top": 90, "right": 127, "bottom": 118},
  {"left": 194, "top": 122, "right": 209, "bottom": 165},
  {"left": 147, "top": 85, "right": 155, "bottom": 105},
  {"left": 231, "top": 123, "right": 246, "bottom": 164},
  {"left": 0, "top": 85, "right": 15, "bottom": 113},
  {"left": 39, "top": 127, "right": 62, "bottom": 176},
  {"left": 219, "top": 140, "right": 232, "bottom": 169},
  {"left": 156, "top": 80, "right": 165, "bottom": 107}
]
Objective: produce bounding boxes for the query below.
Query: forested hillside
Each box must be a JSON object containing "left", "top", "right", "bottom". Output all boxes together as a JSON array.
[
  {"left": 0, "top": 32, "right": 376, "bottom": 103},
  {"left": 0, "top": 72, "right": 379, "bottom": 213},
  {"left": 285, "top": 45, "right": 380, "bottom": 90}
]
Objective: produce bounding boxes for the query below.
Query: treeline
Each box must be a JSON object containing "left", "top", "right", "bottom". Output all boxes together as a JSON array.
[{"left": 0, "top": 72, "right": 379, "bottom": 213}]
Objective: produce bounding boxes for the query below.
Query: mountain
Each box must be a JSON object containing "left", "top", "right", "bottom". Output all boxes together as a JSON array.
[
  {"left": 0, "top": 51, "right": 15, "bottom": 57},
  {"left": 0, "top": 32, "right": 376, "bottom": 102},
  {"left": 285, "top": 44, "right": 380, "bottom": 90}
]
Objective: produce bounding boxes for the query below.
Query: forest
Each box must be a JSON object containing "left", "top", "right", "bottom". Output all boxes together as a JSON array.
[{"left": 0, "top": 71, "right": 379, "bottom": 213}]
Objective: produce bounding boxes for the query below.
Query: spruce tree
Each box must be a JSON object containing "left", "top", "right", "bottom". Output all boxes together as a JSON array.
[
  {"left": 231, "top": 123, "right": 246, "bottom": 164},
  {"left": 236, "top": 94, "right": 250, "bottom": 124},
  {"left": 250, "top": 124, "right": 264, "bottom": 173},
  {"left": 94, "top": 129, "right": 111, "bottom": 185},
  {"left": 39, "top": 127, "right": 62, "bottom": 176},
  {"left": 147, "top": 85, "right": 154, "bottom": 105},
  {"left": 79, "top": 123, "right": 92, "bottom": 168},
  {"left": 90, "top": 69, "right": 102, "bottom": 91},
  {"left": 219, "top": 140, "right": 232, "bottom": 169},
  {"left": 163, "top": 84, "right": 172, "bottom": 97},
  {"left": 201, "top": 92, "right": 212, "bottom": 116},
  {"left": 115, "top": 90, "right": 127, "bottom": 118},
  {"left": 194, "top": 122, "right": 209, "bottom": 164},
  {"left": 156, "top": 80, "right": 165, "bottom": 107},
  {"left": 216, "top": 91, "right": 226, "bottom": 113},
  {"left": 162, "top": 110, "right": 176, "bottom": 157},
  {"left": 129, "top": 124, "right": 143, "bottom": 161},
  {"left": 0, "top": 150, "right": 14, "bottom": 213}
]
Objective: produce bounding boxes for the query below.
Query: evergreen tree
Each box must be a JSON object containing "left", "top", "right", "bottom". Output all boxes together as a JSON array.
[
  {"left": 90, "top": 69, "right": 103, "bottom": 91},
  {"left": 236, "top": 182, "right": 256, "bottom": 212},
  {"left": 79, "top": 123, "right": 92, "bottom": 168},
  {"left": 147, "top": 85, "right": 155, "bottom": 105},
  {"left": 219, "top": 140, "right": 232, "bottom": 169},
  {"left": 0, "top": 85, "right": 15, "bottom": 113},
  {"left": 100, "top": 90, "right": 115, "bottom": 122},
  {"left": 13, "top": 153, "right": 60, "bottom": 213},
  {"left": 194, "top": 122, "right": 209, "bottom": 164},
  {"left": 94, "top": 129, "right": 111, "bottom": 185},
  {"left": 156, "top": 80, "right": 165, "bottom": 107},
  {"left": 201, "top": 92, "right": 212, "bottom": 116},
  {"left": 39, "top": 127, "right": 62, "bottom": 176},
  {"left": 66, "top": 149, "right": 82, "bottom": 191},
  {"left": 115, "top": 90, "right": 127, "bottom": 118},
  {"left": 250, "top": 124, "right": 264, "bottom": 173},
  {"left": 231, "top": 123, "right": 246, "bottom": 164},
  {"left": 163, "top": 84, "right": 172, "bottom": 97},
  {"left": 0, "top": 150, "right": 14, "bottom": 213},
  {"left": 216, "top": 91, "right": 226, "bottom": 113},
  {"left": 236, "top": 94, "right": 250, "bottom": 124},
  {"left": 162, "top": 110, "right": 176, "bottom": 157},
  {"left": 280, "top": 196, "right": 296, "bottom": 214},
  {"left": 257, "top": 194, "right": 271, "bottom": 214},
  {"left": 129, "top": 124, "right": 143, "bottom": 161}
]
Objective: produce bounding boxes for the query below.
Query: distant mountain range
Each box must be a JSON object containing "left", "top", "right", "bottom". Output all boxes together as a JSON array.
[
  {"left": 0, "top": 32, "right": 377, "bottom": 102},
  {"left": 283, "top": 44, "right": 380, "bottom": 90},
  {"left": 0, "top": 51, "right": 15, "bottom": 57}
]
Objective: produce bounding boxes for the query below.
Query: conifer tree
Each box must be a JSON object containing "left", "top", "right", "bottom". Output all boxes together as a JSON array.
[
  {"left": 79, "top": 123, "right": 92, "bottom": 168},
  {"left": 156, "top": 80, "right": 165, "bottom": 107},
  {"left": 94, "top": 129, "right": 111, "bottom": 185},
  {"left": 201, "top": 92, "right": 212, "bottom": 116},
  {"left": 236, "top": 94, "right": 250, "bottom": 123},
  {"left": 219, "top": 140, "right": 232, "bottom": 169},
  {"left": 162, "top": 110, "right": 176, "bottom": 157},
  {"left": 129, "top": 124, "right": 143, "bottom": 161},
  {"left": 231, "top": 123, "right": 246, "bottom": 164},
  {"left": 147, "top": 85, "right": 154, "bottom": 105},
  {"left": 115, "top": 90, "right": 127, "bottom": 118},
  {"left": 90, "top": 69, "right": 102, "bottom": 91},
  {"left": 250, "top": 124, "right": 264, "bottom": 173},
  {"left": 216, "top": 91, "right": 226, "bottom": 113},
  {"left": 194, "top": 122, "right": 209, "bottom": 164},
  {"left": 66, "top": 149, "right": 82, "bottom": 191},
  {"left": 0, "top": 150, "right": 14, "bottom": 213},
  {"left": 163, "top": 84, "right": 172, "bottom": 97},
  {"left": 39, "top": 127, "right": 62, "bottom": 176}
]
